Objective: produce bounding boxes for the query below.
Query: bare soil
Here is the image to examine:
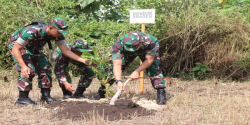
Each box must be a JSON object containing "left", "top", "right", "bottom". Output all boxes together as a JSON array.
[
  {"left": 45, "top": 99, "right": 154, "bottom": 121},
  {"left": 1, "top": 76, "right": 250, "bottom": 124}
]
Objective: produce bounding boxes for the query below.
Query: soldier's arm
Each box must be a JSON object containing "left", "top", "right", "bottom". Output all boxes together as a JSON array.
[
  {"left": 57, "top": 45, "right": 92, "bottom": 66},
  {"left": 113, "top": 59, "right": 123, "bottom": 82},
  {"left": 135, "top": 40, "right": 157, "bottom": 72},
  {"left": 12, "top": 43, "right": 26, "bottom": 69},
  {"left": 54, "top": 35, "right": 92, "bottom": 66},
  {"left": 54, "top": 60, "right": 75, "bottom": 91},
  {"left": 54, "top": 61, "right": 69, "bottom": 85},
  {"left": 130, "top": 39, "right": 157, "bottom": 80},
  {"left": 53, "top": 47, "right": 71, "bottom": 85},
  {"left": 111, "top": 39, "right": 124, "bottom": 81},
  {"left": 111, "top": 39, "right": 126, "bottom": 90},
  {"left": 12, "top": 42, "right": 30, "bottom": 78},
  {"left": 12, "top": 28, "right": 37, "bottom": 78},
  {"left": 136, "top": 55, "right": 155, "bottom": 72}
]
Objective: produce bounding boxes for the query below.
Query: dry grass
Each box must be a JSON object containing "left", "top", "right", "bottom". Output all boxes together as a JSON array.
[
  {"left": 1, "top": 75, "right": 250, "bottom": 124},
  {"left": 159, "top": 3, "right": 250, "bottom": 79}
]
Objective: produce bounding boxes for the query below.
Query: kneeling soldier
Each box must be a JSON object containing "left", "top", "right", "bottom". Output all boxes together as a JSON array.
[{"left": 53, "top": 40, "right": 94, "bottom": 99}]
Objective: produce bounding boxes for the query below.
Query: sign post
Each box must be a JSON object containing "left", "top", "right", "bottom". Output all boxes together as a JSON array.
[{"left": 130, "top": 9, "right": 155, "bottom": 94}]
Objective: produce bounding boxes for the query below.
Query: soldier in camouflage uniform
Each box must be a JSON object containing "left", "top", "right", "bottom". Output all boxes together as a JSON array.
[
  {"left": 90, "top": 31, "right": 167, "bottom": 105},
  {"left": 53, "top": 40, "right": 94, "bottom": 99},
  {"left": 7, "top": 17, "right": 92, "bottom": 106}
]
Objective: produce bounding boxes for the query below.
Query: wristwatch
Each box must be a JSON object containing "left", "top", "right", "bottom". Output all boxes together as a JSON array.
[{"left": 115, "top": 80, "right": 122, "bottom": 84}]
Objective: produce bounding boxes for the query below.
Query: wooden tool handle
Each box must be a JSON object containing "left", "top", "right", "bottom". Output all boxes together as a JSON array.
[
  {"left": 123, "top": 76, "right": 172, "bottom": 79},
  {"left": 109, "top": 79, "right": 130, "bottom": 105}
]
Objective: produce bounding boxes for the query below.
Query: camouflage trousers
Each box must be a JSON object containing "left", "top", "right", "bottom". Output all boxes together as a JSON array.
[
  {"left": 107, "top": 52, "right": 166, "bottom": 89},
  {"left": 57, "top": 63, "right": 95, "bottom": 88},
  {"left": 10, "top": 49, "right": 52, "bottom": 91}
]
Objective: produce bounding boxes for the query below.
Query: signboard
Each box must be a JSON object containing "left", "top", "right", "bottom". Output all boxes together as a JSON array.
[{"left": 130, "top": 9, "right": 155, "bottom": 24}]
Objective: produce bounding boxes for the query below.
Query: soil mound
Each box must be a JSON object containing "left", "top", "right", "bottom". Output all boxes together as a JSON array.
[{"left": 45, "top": 99, "right": 154, "bottom": 121}]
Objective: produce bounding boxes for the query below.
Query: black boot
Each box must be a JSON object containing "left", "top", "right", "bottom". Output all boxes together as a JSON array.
[
  {"left": 73, "top": 87, "right": 86, "bottom": 98},
  {"left": 40, "top": 88, "right": 57, "bottom": 104},
  {"left": 15, "top": 91, "right": 37, "bottom": 106},
  {"left": 62, "top": 87, "right": 73, "bottom": 99},
  {"left": 157, "top": 89, "right": 166, "bottom": 105},
  {"left": 89, "top": 86, "right": 106, "bottom": 100}
]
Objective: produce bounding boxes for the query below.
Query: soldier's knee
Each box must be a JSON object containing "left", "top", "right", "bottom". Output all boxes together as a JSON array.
[{"left": 152, "top": 78, "right": 166, "bottom": 88}]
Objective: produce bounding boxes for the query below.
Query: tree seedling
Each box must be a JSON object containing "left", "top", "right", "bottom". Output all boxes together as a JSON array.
[{"left": 81, "top": 46, "right": 115, "bottom": 102}]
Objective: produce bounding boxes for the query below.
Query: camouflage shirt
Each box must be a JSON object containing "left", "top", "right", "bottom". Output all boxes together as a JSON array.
[
  {"left": 53, "top": 44, "right": 93, "bottom": 84},
  {"left": 7, "top": 25, "right": 66, "bottom": 55},
  {"left": 112, "top": 32, "right": 158, "bottom": 60}
]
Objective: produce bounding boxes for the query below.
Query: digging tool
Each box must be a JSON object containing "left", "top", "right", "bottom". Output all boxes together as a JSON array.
[
  {"left": 123, "top": 76, "right": 172, "bottom": 79},
  {"left": 123, "top": 76, "right": 172, "bottom": 94},
  {"left": 109, "top": 77, "right": 171, "bottom": 105},
  {"left": 109, "top": 79, "right": 130, "bottom": 105}
]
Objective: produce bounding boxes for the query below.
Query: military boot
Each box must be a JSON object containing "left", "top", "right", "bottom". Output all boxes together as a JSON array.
[
  {"left": 157, "top": 88, "right": 166, "bottom": 105},
  {"left": 62, "top": 87, "right": 73, "bottom": 99},
  {"left": 73, "top": 87, "right": 86, "bottom": 98},
  {"left": 89, "top": 86, "right": 106, "bottom": 100},
  {"left": 40, "top": 88, "right": 57, "bottom": 104},
  {"left": 15, "top": 91, "right": 37, "bottom": 106}
]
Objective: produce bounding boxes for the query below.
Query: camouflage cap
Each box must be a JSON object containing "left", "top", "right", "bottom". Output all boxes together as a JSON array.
[
  {"left": 70, "top": 39, "right": 93, "bottom": 53},
  {"left": 50, "top": 17, "right": 69, "bottom": 34},
  {"left": 123, "top": 32, "right": 141, "bottom": 52}
]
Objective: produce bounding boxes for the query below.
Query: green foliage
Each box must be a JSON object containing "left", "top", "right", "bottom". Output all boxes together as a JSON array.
[
  {"left": 218, "top": 0, "right": 250, "bottom": 21},
  {"left": 235, "top": 58, "right": 250, "bottom": 69},
  {"left": 76, "top": 0, "right": 108, "bottom": 15},
  {"left": 1, "top": 0, "right": 250, "bottom": 81},
  {"left": 81, "top": 46, "right": 114, "bottom": 100},
  {"left": 0, "top": 0, "right": 135, "bottom": 69},
  {"left": 191, "top": 63, "right": 212, "bottom": 79}
]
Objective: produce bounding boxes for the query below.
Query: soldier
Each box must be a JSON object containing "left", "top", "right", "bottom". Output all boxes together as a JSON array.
[
  {"left": 90, "top": 31, "right": 167, "bottom": 105},
  {"left": 7, "top": 17, "right": 92, "bottom": 106},
  {"left": 53, "top": 40, "right": 94, "bottom": 99}
]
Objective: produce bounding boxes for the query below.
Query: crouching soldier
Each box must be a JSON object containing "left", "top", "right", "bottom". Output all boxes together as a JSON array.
[
  {"left": 90, "top": 32, "right": 167, "bottom": 105},
  {"left": 53, "top": 40, "right": 95, "bottom": 99},
  {"left": 8, "top": 18, "right": 92, "bottom": 106}
]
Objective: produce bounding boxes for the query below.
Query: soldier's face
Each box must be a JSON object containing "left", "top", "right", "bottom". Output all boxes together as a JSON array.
[{"left": 48, "top": 26, "right": 63, "bottom": 37}]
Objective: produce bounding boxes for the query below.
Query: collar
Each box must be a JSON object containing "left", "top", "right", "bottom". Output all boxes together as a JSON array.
[{"left": 41, "top": 26, "right": 48, "bottom": 37}]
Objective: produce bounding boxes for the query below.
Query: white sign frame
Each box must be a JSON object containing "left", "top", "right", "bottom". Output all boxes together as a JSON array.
[{"left": 130, "top": 9, "right": 155, "bottom": 24}]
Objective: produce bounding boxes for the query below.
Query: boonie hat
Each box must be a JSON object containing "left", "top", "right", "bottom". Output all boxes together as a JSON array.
[
  {"left": 50, "top": 17, "right": 69, "bottom": 34},
  {"left": 123, "top": 33, "right": 141, "bottom": 52},
  {"left": 70, "top": 40, "right": 93, "bottom": 53}
]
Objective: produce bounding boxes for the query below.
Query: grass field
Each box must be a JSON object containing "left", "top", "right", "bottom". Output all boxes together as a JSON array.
[{"left": 1, "top": 74, "right": 250, "bottom": 125}]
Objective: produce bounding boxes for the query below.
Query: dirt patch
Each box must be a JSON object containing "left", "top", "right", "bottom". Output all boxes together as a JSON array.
[{"left": 45, "top": 99, "right": 154, "bottom": 121}]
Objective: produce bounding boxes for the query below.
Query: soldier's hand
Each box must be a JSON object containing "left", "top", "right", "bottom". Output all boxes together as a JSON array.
[
  {"left": 129, "top": 71, "right": 139, "bottom": 81},
  {"left": 84, "top": 60, "right": 96, "bottom": 66},
  {"left": 21, "top": 66, "right": 30, "bottom": 78},
  {"left": 117, "top": 81, "right": 125, "bottom": 91},
  {"left": 64, "top": 83, "right": 75, "bottom": 92}
]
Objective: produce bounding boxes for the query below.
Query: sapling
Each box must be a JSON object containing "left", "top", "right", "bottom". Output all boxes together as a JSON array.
[{"left": 81, "top": 47, "right": 115, "bottom": 102}]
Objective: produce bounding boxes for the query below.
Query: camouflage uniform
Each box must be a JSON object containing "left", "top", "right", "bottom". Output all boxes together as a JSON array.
[
  {"left": 108, "top": 31, "right": 166, "bottom": 89},
  {"left": 7, "top": 17, "right": 69, "bottom": 91},
  {"left": 53, "top": 40, "right": 95, "bottom": 88}
]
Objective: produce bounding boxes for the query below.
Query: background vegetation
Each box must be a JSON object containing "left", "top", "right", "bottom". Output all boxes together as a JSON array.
[{"left": 1, "top": 0, "right": 250, "bottom": 80}]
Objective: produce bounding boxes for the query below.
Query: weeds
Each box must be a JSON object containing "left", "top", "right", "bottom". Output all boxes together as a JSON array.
[{"left": 191, "top": 63, "right": 212, "bottom": 79}]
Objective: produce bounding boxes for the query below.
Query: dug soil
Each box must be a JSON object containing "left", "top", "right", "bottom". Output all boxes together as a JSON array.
[{"left": 45, "top": 99, "right": 154, "bottom": 121}]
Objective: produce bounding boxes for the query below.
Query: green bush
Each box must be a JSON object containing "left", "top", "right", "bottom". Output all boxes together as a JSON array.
[{"left": 1, "top": 0, "right": 250, "bottom": 81}]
